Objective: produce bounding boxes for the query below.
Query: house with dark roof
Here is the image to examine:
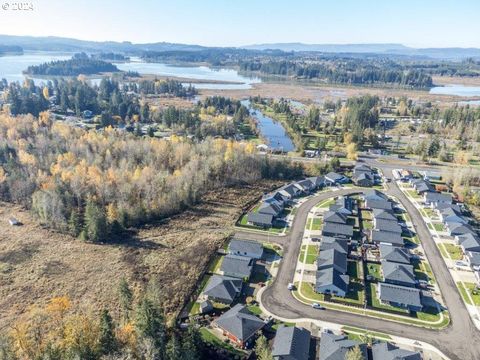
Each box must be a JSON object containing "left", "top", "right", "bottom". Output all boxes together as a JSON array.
[
  {"left": 318, "top": 332, "right": 367, "bottom": 360},
  {"left": 439, "top": 207, "right": 466, "bottom": 225},
  {"left": 378, "top": 283, "right": 423, "bottom": 311},
  {"left": 272, "top": 326, "right": 311, "bottom": 360},
  {"left": 373, "top": 208, "right": 397, "bottom": 222},
  {"left": 466, "top": 251, "right": 480, "bottom": 271},
  {"left": 307, "top": 176, "right": 326, "bottom": 189},
  {"left": 353, "top": 172, "right": 374, "bottom": 187},
  {"left": 324, "top": 172, "right": 349, "bottom": 185},
  {"left": 323, "top": 211, "right": 348, "bottom": 225},
  {"left": 322, "top": 223, "right": 354, "bottom": 239},
  {"left": 381, "top": 261, "right": 416, "bottom": 287},
  {"left": 365, "top": 199, "right": 393, "bottom": 211},
  {"left": 214, "top": 304, "right": 265, "bottom": 348},
  {"left": 258, "top": 202, "right": 283, "bottom": 217},
  {"left": 279, "top": 183, "right": 302, "bottom": 199},
  {"left": 229, "top": 239, "right": 263, "bottom": 259},
  {"left": 411, "top": 179, "right": 435, "bottom": 194},
  {"left": 456, "top": 233, "right": 480, "bottom": 253},
  {"left": 294, "top": 179, "right": 316, "bottom": 194},
  {"left": 199, "top": 300, "right": 214, "bottom": 314},
  {"left": 329, "top": 197, "right": 354, "bottom": 215},
  {"left": 379, "top": 244, "right": 411, "bottom": 264},
  {"left": 371, "top": 230, "right": 404, "bottom": 247},
  {"left": 320, "top": 237, "right": 349, "bottom": 255},
  {"left": 247, "top": 212, "right": 274, "bottom": 228},
  {"left": 374, "top": 219, "right": 403, "bottom": 234},
  {"left": 446, "top": 222, "right": 475, "bottom": 237},
  {"left": 220, "top": 255, "right": 254, "bottom": 280},
  {"left": 424, "top": 192, "right": 453, "bottom": 208},
  {"left": 315, "top": 268, "right": 350, "bottom": 297},
  {"left": 202, "top": 275, "right": 243, "bottom": 304},
  {"left": 364, "top": 189, "right": 389, "bottom": 202},
  {"left": 371, "top": 342, "right": 422, "bottom": 360},
  {"left": 317, "top": 249, "right": 348, "bottom": 274}
]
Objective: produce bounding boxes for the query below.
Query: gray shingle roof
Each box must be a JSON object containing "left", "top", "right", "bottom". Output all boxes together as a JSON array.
[
  {"left": 202, "top": 275, "right": 242, "bottom": 304},
  {"left": 220, "top": 255, "right": 253, "bottom": 279},
  {"left": 379, "top": 244, "right": 411, "bottom": 264},
  {"left": 325, "top": 172, "right": 345, "bottom": 182},
  {"left": 414, "top": 180, "right": 435, "bottom": 193},
  {"left": 366, "top": 199, "right": 393, "bottom": 211},
  {"left": 467, "top": 251, "right": 480, "bottom": 267},
  {"left": 215, "top": 304, "right": 265, "bottom": 342},
  {"left": 371, "top": 342, "right": 422, "bottom": 360},
  {"left": 320, "top": 237, "right": 348, "bottom": 254},
  {"left": 374, "top": 219, "right": 402, "bottom": 234},
  {"left": 258, "top": 202, "right": 282, "bottom": 216},
  {"left": 317, "top": 249, "right": 348, "bottom": 273},
  {"left": 448, "top": 222, "right": 475, "bottom": 236},
  {"left": 319, "top": 332, "right": 367, "bottom": 360},
  {"left": 281, "top": 183, "right": 301, "bottom": 197},
  {"left": 424, "top": 192, "right": 452, "bottom": 204},
  {"left": 371, "top": 230, "right": 404, "bottom": 246},
  {"left": 272, "top": 326, "right": 311, "bottom": 360},
  {"left": 373, "top": 209, "right": 397, "bottom": 221},
  {"left": 323, "top": 211, "right": 348, "bottom": 225},
  {"left": 382, "top": 261, "right": 416, "bottom": 286},
  {"left": 363, "top": 189, "right": 388, "bottom": 201},
  {"left": 322, "top": 223, "right": 354, "bottom": 238},
  {"left": 458, "top": 233, "right": 480, "bottom": 252},
  {"left": 315, "top": 269, "right": 349, "bottom": 295},
  {"left": 378, "top": 283, "right": 422, "bottom": 308},
  {"left": 247, "top": 212, "right": 273, "bottom": 226},
  {"left": 229, "top": 239, "right": 263, "bottom": 258}
]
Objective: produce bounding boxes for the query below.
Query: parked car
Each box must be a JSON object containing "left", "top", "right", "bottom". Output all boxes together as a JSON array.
[
  {"left": 312, "top": 303, "right": 325, "bottom": 310},
  {"left": 287, "top": 283, "right": 295, "bottom": 291}
]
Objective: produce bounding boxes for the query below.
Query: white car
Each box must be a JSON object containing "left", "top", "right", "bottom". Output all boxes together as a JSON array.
[
  {"left": 312, "top": 303, "right": 325, "bottom": 310},
  {"left": 287, "top": 283, "right": 295, "bottom": 291}
]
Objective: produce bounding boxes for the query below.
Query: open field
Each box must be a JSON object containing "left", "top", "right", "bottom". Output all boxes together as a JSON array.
[{"left": 0, "top": 182, "right": 275, "bottom": 330}]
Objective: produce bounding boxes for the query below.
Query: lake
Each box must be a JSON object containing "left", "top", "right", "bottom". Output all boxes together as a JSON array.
[
  {"left": 242, "top": 100, "right": 295, "bottom": 152},
  {"left": 0, "top": 52, "right": 261, "bottom": 90},
  {"left": 429, "top": 84, "right": 480, "bottom": 97}
]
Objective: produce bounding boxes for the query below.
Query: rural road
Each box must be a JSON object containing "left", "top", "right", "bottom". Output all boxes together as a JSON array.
[{"left": 236, "top": 163, "right": 480, "bottom": 360}]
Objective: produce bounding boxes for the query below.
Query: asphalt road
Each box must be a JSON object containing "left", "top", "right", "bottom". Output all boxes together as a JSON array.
[{"left": 238, "top": 168, "right": 480, "bottom": 360}]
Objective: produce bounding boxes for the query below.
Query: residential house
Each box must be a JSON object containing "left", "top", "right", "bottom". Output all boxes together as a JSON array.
[
  {"left": 318, "top": 332, "right": 367, "bottom": 360},
  {"left": 324, "top": 172, "right": 349, "bottom": 185},
  {"left": 279, "top": 183, "right": 302, "bottom": 199},
  {"left": 272, "top": 326, "right": 311, "bottom": 360},
  {"left": 371, "top": 230, "right": 404, "bottom": 247},
  {"left": 317, "top": 249, "right": 347, "bottom": 274},
  {"left": 365, "top": 199, "right": 393, "bottom": 211},
  {"left": 247, "top": 213, "right": 274, "bottom": 228},
  {"left": 315, "top": 268, "right": 350, "bottom": 298},
  {"left": 363, "top": 189, "right": 389, "bottom": 202},
  {"left": 373, "top": 209, "right": 397, "bottom": 222},
  {"left": 220, "top": 255, "right": 254, "bottom": 280},
  {"left": 379, "top": 244, "right": 411, "bottom": 264},
  {"left": 320, "top": 237, "right": 349, "bottom": 255},
  {"left": 307, "top": 176, "right": 326, "bottom": 189},
  {"left": 456, "top": 233, "right": 480, "bottom": 253},
  {"left": 329, "top": 197, "right": 354, "bottom": 215},
  {"left": 466, "top": 251, "right": 480, "bottom": 271},
  {"left": 258, "top": 202, "right": 283, "bottom": 217},
  {"left": 199, "top": 300, "right": 213, "bottom": 314},
  {"left": 412, "top": 179, "right": 435, "bottom": 194},
  {"left": 424, "top": 192, "right": 453, "bottom": 208},
  {"left": 353, "top": 172, "right": 374, "bottom": 187},
  {"left": 322, "top": 223, "right": 354, "bottom": 239},
  {"left": 323, "top": 211, "right": 348, "bottom": 225},
  {"left": 371, "top": 342, "right": 422, "bottom": 360},
  {"left": 381, "top": 261, "right": 416, "bottom": 287},
  {"left": 294, "top": 179, "right": 316, "bottom": 194},
  {"left": 214, "top": 304, "right": 265, "bottom": 348},
  {"left": 439, "top": 207, "right": 466, "bottom": 225},
  {"left": 202, "top": 275, "right": 243, "bottom": 304},
  {"left": 446, "top": 222, "right": 476, "bottom": 237},
  {"left": 374, "top": 219, "right": 403, "bottom": 234},
  {"left": 378, "top": 283, "right": 423, "bottom": 311},
  {"left": 229, "top": 239, "right": 263, "bottom": 259}
]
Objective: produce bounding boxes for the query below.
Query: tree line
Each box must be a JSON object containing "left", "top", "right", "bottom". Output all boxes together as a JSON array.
[
  {"left": 24, "top": 57, "right": 119, "bottom": 76},
  {"left": 125, "top": 79, "right": 197, "bottom": 98}
]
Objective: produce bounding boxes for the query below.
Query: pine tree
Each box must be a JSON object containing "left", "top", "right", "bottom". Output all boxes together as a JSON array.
[
  {"left": 254, "top": 335, "right": 272, "bottom": 360},
  {"left": 118, "top": 278, "right": 133, "bottom": 323},
  {"left": 166, "top": 334, "right": 181, "bottom": 360},
  {"left": 135, "top": 298, "right": 166, "bottom": 353},
  {"left": 181, "top": 324, "right": 202, "bottom": 360},
  {"left": 345, "top": 345, "right": 364, "bottom": 360},
  {"left": 99, "top": 310, "right": 117, "bottom": 355},
  {"left": 68, "top": 208, "right": 83, "bottom": 237},
  {"left": 83, "top": 198, "right": 108, "bottom": 242}
]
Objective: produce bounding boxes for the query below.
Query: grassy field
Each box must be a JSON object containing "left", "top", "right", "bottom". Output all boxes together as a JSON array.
[{"left": 0, "top": 182, "right": 277, "bottom": 328}]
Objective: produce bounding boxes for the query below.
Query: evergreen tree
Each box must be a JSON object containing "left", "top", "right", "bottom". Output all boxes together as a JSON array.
[
  {"left": 166, "top": 334, "right": 182, "bottom": 360},
  {"left": 118, "top": 278, "right": 133, "bottom": 323},
  {"left": 68, "top": 208, "right": 83, "bottom": 237},
  {"left": 83, "top": 198, "right": 108, "bottom": 242},
  {"left": 135, "top": 298, "right": 166, "bottom": 353},
  {"left": 254, "top": 335, "right": 272, "bottom": 360},
  {"left": 345, "top": 345, "right": 364, "bottom": 360},
  {"left": 181, "top": 324, "right": 202, "bottom": 360},
  {"left": 98, "top": 310, "right": 116, "bottom": 355}
]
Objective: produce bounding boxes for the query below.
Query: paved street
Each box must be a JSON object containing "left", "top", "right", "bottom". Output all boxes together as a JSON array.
[{"left": 237, "top": 163, "right": 480, "bottom": 360}]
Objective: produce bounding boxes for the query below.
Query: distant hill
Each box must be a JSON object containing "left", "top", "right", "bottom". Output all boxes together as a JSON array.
[
  {"left": 242, "top": 42, "right": 480, "bottom": 59},
  {"left": 0, "top": 34, "right": 206, "bottom": 53}
]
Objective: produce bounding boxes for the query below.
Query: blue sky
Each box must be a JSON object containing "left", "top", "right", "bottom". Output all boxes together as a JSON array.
[{"left": 0, "top": 0, "right": 479, "bottom": 47}]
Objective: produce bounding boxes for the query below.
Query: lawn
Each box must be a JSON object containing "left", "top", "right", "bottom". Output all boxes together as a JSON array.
[
  {"left": 457, "top": 282, "right": 480, "bottom": 306},
  {"left": 366, "top": 263, "right": 382, "bottom": 281},
  {"left": 432, "top": 223, "right": 445, "bottom": 232},
  {"left": 299, "top": 282, "right": 325, "bottom": 302},
  {"left": 247, "top": 304, "right": 262, "bottom": 315},
  {"left": 199, "top": 328, "right": 246, "bottom": 357},
  {"left": 414, "top": 261, "right": 435, "bottom": 284},
  {"left": 316, "top": 198, "right": 335, "bottom": 208},
  {"left": 263, "top": 243, "right": 283, "bottom": 257},
  {"left": 208, "top": 255, "right": 223, "bottom": 274},
  {"left": 299, "top": 245, "right": 318, "bottom": 264},
  {"left": 341, "top": 326, "right": 392, "bottom": 340},
  {"left": 311, "top": 218, "right": 323, "bottom": 230},
  {"left": 406, "top": 190, "right": 421, "bottom": 199},
  {"left": 362, "top": 220, "right": 373, "bottom": 230},
  {"left": 443, "top": 243, "right": 464, "bottom": 260},
  {"left": 423, "top": 208, "right": 438, "bottom": 219},
  {"left": 299, "top": 281, "right": 364, "bottom": 305},
  {"left": 237, "top": 215, "right": 286, "bottom": 234},
  {"left": 361, "top": 210, "right": 372, "bottom": 220}
]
